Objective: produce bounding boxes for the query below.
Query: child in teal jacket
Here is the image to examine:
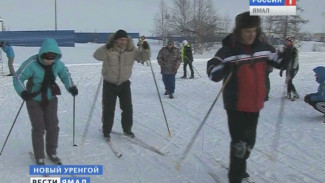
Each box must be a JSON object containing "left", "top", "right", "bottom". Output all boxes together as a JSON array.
[{"left": 13, "top": 38, "right": 78, "bottom": 165}]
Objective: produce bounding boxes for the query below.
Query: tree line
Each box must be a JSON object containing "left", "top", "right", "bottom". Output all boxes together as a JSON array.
[{"left": 153, "top": 0, "right": 308, "bottom": 53}]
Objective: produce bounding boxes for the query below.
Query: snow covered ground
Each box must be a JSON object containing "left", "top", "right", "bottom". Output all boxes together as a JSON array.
[{"left": 0, "top": 40, "right": 325, "bottom": 183}]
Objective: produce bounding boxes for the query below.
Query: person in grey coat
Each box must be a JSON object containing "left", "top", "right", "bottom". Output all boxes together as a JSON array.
[{"left": 157, "top": 40, "right": 181, "bottom": 99}]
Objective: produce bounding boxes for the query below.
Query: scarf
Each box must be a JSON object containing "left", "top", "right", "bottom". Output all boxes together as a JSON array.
[{"left": 37, "top": 61, "right": 61, "bottom": 106}]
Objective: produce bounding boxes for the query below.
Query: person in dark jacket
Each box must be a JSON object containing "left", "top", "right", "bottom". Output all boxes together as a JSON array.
[
  {"left": 180, "top": 40, "right": 194, "bottom": 79},
  {"left": 207, "top": 11, "right": 284, "bottom": 183},
  {"left": 304, "top": 66, "right": 325, "bottom": 117},
  {"left": 157, "top": 40, "right": 181, "bottom": 99},
  {"left": 93, "top": 29, "right": 151, "bottom": 140},
  {"left": 279, "top": 37, "right": 299, "bottom": 100},
  {"left": 0, "top": 41, "right": 15, "bottom": 76},
  {"left": 13, "top": 38, "right": 78, "bottom": 165}
]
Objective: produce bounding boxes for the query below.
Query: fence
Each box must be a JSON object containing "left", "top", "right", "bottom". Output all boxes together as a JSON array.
[{"left": 0, "top": 31, "right": 140, "bottom": 47}]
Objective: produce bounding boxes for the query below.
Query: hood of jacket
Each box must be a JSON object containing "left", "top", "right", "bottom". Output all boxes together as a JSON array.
[
  {"left": 106, "top": 34, "right": 136, "bottom": 52},
  {"left": 314, "top": 66, "right": 325, "bottom": 83},
  {"left": 38, "top": 38, "right": 62, "bottom": 64}
]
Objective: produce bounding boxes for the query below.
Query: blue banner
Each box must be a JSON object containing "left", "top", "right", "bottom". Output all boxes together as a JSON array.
[
  {"left": 0, "top": 30, "right": 75, "bottom": 47},
  {"left": 250, "top": 0, "right": 285, "bottom": 6},
  {"left": 75, "top": 32, "right": 139, "bottom": 43},
  {"left": 30, "top": 165, "right": 103, "bottom": 175}
]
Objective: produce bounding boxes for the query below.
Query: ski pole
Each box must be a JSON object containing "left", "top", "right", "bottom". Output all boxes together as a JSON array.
[
  {"left": 149, "top": 59, "right": 171, "bottom": 137},
  {"left": 176, "top": 71, "right": 233, "bottom": 169},
  {"left": 72, "top": 96, "right": 77, "bottom": 147},
  {"left": 0, "top": 101, "right": 25, "bottom": 155},
  {"left": 80, "top": 77, "right": 102, "bottom": 145},
  {"left": 0, "top": 52, "right": 3, "bottom": 76},
  {"left": 192, "top": 64, "right": 201, "bottom": 78}
]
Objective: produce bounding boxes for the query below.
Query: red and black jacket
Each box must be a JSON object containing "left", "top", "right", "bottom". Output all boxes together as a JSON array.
[{"left": 207, "top": 34, "right": 277, "bottom": 112}]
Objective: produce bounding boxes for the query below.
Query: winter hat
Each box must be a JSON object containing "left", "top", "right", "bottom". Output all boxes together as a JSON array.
[
  {"left": 183, "top": 40, "right": 188, "bottom": 45},
  {"left": 114, "top": 29, "right": 128, "bottom": 40},
  {"left": 235, "top": 11, "right": 260, "bottom": 29},
  {"left": 233, "top": 11, "right": 262, "bottom": 42},
  {"left": 167, "top": 40, "right": 174, "bottom": 45}
]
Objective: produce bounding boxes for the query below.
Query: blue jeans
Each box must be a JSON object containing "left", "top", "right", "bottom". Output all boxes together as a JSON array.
[{"left": 162, "top": 74, "right": 176, "bottom": 94}]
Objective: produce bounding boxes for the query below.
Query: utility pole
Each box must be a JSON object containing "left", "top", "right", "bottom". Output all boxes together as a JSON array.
[
  {"left": 0, "top": 17, "right": 3, "bottom": 76},
  {"left": 322, "top": 12, "right": 325, "bottom": 42},
  {"left": 55, "top": 0, "right": 57, "bottom": 30}
]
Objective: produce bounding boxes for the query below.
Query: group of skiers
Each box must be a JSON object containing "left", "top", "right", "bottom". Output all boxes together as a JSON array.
[{"left": 3, "top": 10, "right": 324, "bottom": 183}]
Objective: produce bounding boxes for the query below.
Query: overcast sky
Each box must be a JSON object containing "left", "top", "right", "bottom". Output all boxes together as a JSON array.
[{"left": 0, "top": 0, "right": 324, "bottom": 35}]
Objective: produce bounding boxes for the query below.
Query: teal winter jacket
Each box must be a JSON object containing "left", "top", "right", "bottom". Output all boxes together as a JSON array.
[
  {"left": 1, "top": 43, "right": 15, "bottom": 58},
  {"left": 13, "top": 38, "right": 74, "bottom": 102}
]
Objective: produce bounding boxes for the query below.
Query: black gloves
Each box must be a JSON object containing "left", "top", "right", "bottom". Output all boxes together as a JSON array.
[
  {"left": 69, "top": 86, "right": 78, "bottom": 96},
  {"left": 279, "top": 70, "right": 283, "bottom": 77},
  {"left": 21, "top": 91, "right": 32, "bottom": 100},
  {"left": 142, "top": 41, "right": 149, "bottom": 49},
  {"left": 105, "top": 42, "right": 114, "bottom": 49}
]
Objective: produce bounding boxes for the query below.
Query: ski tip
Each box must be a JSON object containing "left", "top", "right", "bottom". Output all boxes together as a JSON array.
[{"left": 158, "top": 151, "right": 169, "bottom": 156}]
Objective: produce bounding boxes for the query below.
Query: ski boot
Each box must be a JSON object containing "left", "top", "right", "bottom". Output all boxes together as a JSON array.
[
  {"left": 286, "top": 92, "right": 291, "bottom": 100},
  {"left": 48, "top": 154, "right": 62, "bottom": 165},
  {"left": 36, "top": 159, "right": 45, "bottom": 165},
  {"left": 163, "top": 90, "right": 169, "bottom": 95},
  {"left": 241, "top": 177, "right": 255, "bottom": 183},
  {"left": 293, "top": 92, "right": 300, "bottom": 99},
  {"left": 169, "top": 93, "right": 174, "bottom": 99},
  {"left": 180, "top": 75, "right": 187, "bottom": 79},
  {"left": 189, "top": 75, "right": 194, "bottom": 79},
  {"left": 123, "top": 130, "right": 135, "bottom": 139},
  {"left": 104, "top": 133, "right": 111, "bottom": 141}
]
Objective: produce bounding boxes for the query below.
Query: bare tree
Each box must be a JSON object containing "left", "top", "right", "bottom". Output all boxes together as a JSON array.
[
  {"left": 191, "top": 0, "right": 218, "bottom": 53},
  {"left": 154, "top": 0, "right": 171, "bottom": 45},
  {"left": 217, "top": 14, "right": 232, "bottom": 34},
  {"left": 168, "top": 0, "right": 192, "bottom": 35},
  {"left": 263, "top": 0, "right": 308, "bottom": 42},
  {"left": 168, "top": 0, "right": 218, "bottom": 53}
]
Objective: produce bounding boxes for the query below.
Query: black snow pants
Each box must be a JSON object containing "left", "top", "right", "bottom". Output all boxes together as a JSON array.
[
  {"left": 102, "top": 80, "right": 133, "bottom": 135},
  {"left": 226, "top": 110, "right": 259, "bottom": 183}
]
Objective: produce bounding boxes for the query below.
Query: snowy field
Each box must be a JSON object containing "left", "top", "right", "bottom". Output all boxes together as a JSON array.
[{"left": 0, "top": 40, "right": 325, "bottom": 183}]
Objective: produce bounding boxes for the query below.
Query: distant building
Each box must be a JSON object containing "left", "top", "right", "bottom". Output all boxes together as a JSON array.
[{"left": 313, "top": 33, "right": 325, "bottom": 42}]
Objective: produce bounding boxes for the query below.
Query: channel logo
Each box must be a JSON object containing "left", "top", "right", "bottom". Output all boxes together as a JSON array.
[{"left": 249, "top": 0, "right": 296, "bottom": 16}]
